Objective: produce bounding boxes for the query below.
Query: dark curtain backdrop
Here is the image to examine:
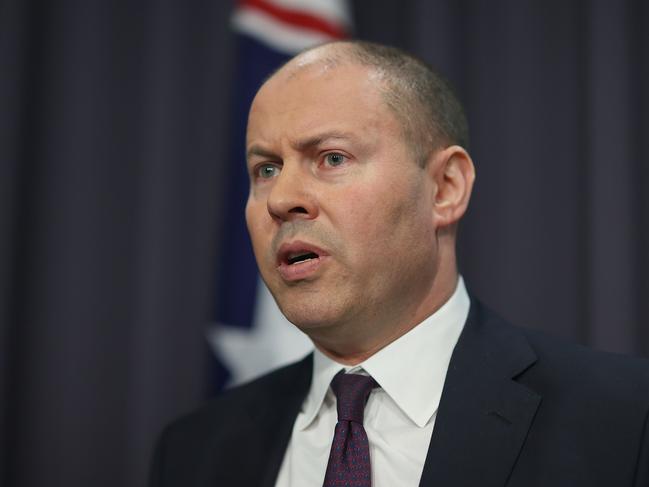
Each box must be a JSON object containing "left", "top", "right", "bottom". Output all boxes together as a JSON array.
[{"left": 1, "top": 1, "right": 647, "bottom": 486}]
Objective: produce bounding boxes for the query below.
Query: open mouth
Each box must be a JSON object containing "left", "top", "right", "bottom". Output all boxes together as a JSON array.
[
  {"left": 276, "top": 241, "right": 328, "bottom": 281},
  {"left": 286, "top": 251, "right": 320, "bottom": 265}
]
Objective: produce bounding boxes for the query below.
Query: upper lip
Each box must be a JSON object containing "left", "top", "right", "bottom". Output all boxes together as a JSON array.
[{"left": 276, "top": 240, "right": 329, "bottom": 266}]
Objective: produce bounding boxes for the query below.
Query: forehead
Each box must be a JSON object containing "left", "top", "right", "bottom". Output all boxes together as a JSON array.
[{"left": 246, "top": 63, "right": 400, "bottom": 148}]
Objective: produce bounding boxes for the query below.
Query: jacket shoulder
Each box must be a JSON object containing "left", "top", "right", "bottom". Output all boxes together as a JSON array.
[
  {"left": 475, "top": 301, "right": 649, "bottom": 398},
  {"left": 472, "top": 305, "right": 649, "bottom": 484},
  {"left": 149, "top": 355, "right": 312, "bottom": 487},
  {"left": 162, "top": 353, "right": 312, "bottom": 442},
  {"left": 518, "top": 322, "right": 649, "bottom": 400}
]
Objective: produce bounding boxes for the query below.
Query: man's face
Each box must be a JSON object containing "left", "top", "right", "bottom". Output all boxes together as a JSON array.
[{"left": 245, "top": 62, "right": 441, "bottom": 341}]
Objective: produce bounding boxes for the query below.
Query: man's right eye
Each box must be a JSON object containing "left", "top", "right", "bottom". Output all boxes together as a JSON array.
[{"left": 256, "top": 164, "right": 280, "bottom": 179}]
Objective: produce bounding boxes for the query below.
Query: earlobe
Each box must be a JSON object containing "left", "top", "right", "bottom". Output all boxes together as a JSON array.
[{"left": 431, "top": 145, "right": 476, "bottom": 227}]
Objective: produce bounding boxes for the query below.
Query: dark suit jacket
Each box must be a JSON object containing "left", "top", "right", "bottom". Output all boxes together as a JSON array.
[{"left": 150, "top": 300, "right": 649, "bottom": 486}]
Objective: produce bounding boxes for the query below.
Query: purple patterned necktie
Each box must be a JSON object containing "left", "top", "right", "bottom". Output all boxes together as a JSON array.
[{"left": 323, "top": 371, "right": 378, "bottom": 487}]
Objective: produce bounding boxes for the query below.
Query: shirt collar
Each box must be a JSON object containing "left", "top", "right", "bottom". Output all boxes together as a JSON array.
[
  {"left": 297, "top": 346, "right": 346, "bottom": 430},
  {"left": 298, "top": 277, "right": 470, "bottom": 429}
]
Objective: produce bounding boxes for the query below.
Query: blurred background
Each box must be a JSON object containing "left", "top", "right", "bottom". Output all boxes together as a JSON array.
[{"left": 1, "top": 0, "right": 647, "bottom": 486}]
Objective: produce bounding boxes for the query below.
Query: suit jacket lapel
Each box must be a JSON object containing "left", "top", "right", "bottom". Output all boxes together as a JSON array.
[
  {"left": 419, "top": 300, "right": 541, "bottom": 487},
  {"left": 196, "top": 355, "right": 312, "bottom": 487},
  {"left": 249, "top": 354, "right": 313, "bottom": 487}
]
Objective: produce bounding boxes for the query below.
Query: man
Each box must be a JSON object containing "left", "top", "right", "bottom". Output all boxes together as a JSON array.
[{"left": 150, "top": 41, "right": 649, "bottom": 486}]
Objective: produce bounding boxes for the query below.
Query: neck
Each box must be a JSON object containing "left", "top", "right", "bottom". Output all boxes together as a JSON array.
[{"left": 311, "top": 257, "right": 459, "bottom": 366}]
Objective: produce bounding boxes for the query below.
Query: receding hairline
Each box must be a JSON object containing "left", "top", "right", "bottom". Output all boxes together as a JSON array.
[{"left": 269, "top": 42, "right": 358, "bottom": 78}]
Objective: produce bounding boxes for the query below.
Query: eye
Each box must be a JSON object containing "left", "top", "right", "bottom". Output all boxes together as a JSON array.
[
  {"left": 323, "top": 152, "right": 347, "bottom": 167},
  {"left": 255, "top": 164, "right": 280, "bottom": 179}
]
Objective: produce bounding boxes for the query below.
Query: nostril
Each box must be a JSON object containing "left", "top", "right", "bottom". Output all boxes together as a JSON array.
[{"left": 289, "top": 206, "right": 308, "bottom": 214}]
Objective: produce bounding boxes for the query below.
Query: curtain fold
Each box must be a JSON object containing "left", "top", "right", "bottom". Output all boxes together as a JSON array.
[{"left": 1, "top": 1, "right": 234, "bottom": 485}]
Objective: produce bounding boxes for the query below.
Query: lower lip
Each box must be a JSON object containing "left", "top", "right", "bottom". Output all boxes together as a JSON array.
[{"left": 277, "top": 256, "right": 327, "bottom": 281}]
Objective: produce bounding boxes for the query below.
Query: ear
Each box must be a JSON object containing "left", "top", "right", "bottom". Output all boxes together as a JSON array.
[{"left": 427, "top": 145, "right": 476, "bottom": 228}]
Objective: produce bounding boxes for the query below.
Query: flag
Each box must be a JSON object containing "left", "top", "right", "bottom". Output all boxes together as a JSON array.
[{"left": 207, "top": 0, "right": 352, "bottom": 389}]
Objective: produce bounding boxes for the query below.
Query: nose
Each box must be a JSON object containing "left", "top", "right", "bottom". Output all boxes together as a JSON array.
[{"left": 266, "top": 163, "right": 318, "bottom": 223}]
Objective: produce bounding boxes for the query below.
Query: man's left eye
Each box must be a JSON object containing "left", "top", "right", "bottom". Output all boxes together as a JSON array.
[{"left": 323, "top": 153, "right": 347, "bottom": 167}]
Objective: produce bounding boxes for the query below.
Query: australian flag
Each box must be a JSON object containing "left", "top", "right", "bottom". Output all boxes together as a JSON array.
[{"left": 207, "top": 0, "right": 352, "bottom": 390}]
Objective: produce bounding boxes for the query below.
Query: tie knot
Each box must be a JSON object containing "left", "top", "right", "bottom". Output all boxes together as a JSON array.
[{"left": 330, "top": 371, "right": 377, "bottom": 423}]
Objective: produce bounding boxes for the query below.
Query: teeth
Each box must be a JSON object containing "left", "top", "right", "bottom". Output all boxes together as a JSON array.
[{"left": 287, "top": 251, "right": 318, "bottom": 265}]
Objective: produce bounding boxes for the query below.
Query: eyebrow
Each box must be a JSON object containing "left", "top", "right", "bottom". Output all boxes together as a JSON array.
[
  {"left": 246, "top": 131, "right": 357, "bottom": 160},
  {"left": 246, "top": 145, "right": 278, "bottom": 160},
  {"left": 291, "top": 131, "right": 356, "bottom": 152}
]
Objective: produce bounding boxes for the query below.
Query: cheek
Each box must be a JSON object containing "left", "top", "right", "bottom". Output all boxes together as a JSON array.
[
  {"left": 345, "top": 184, "right": 432, "bottom": 271},
  {"left": 330, "top": 187, "right": 377, "bottom": 233},
  {"left": 245, "top": 203, "right": 270, "bottom": 255},
  {"left": 333, "top": 186, "right": 411, "bottom": 250},
  {"left": 349, "top": 173, "right": 424, "bottom": 223}
]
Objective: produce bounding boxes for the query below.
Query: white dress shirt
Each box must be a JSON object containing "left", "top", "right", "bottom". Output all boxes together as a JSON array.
[{"left": 275, "top": 277, "right": 470, "bottom": 487}]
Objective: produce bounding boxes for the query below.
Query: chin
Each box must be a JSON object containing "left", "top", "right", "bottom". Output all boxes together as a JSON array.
[
  {"left": 277, "top": 299, "right": 348, "bottom": 332},
  {"left": 281, "top": 306, "right": 331, "bottom": 330},
  {"left": 266, "top": 277, "right": 357, "bottom": 330}
]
